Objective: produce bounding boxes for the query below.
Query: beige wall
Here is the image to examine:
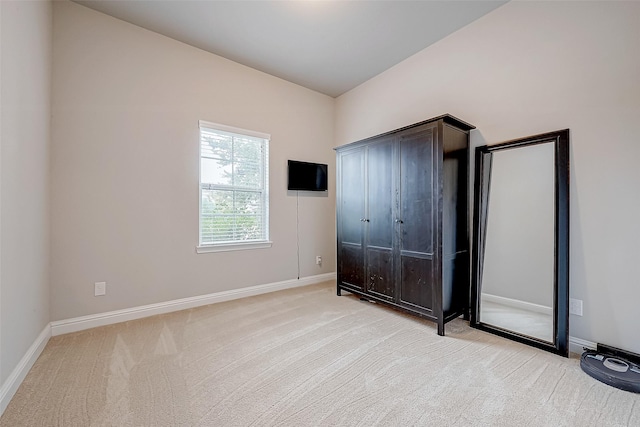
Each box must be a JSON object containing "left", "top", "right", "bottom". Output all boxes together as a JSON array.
[
  {"left": 51, "top": 1, "right": 336, "bottom": 321},
  {"left": 337, "top": 1, "right": 640, "bottom": 353},
  {"left": 0, "top": 0, "right": 52, "bottom": 383}
]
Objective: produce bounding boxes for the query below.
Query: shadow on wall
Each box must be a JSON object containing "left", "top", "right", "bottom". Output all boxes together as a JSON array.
[
  {"left": 469, "top": 129, "right": 488, "bottom": 228},
  {"left": 287, "top": 190, "right": 329, "bottom": 199},
  {"left": 568, "top": 143, "right": 591, "bottom": 341}
]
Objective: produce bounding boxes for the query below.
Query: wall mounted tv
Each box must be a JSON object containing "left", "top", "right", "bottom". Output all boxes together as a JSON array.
[{"left": 287, "top": 160, "right": 328, "bottom": 191}]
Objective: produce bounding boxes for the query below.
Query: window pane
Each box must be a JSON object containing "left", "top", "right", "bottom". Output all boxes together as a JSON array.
[
  {"left": 201, "top": 189, "right": 235, "bottom": 243},
  {"left": 233, "top": 159, "right": 261, "bottom": 188},
  {"left": 201, "top": 219, "right": 235, "bottom": 243},
  {"left": 201, "top": 189, "right": 265, "bottom": 243},
  {"left": 235, "top": 191, "right": 262, "bottom": 215},
  {"left": 201, "top": 157, "right": 232, "bottom": 186},
  {"left": 234, "top": 137, "right": 262, "bottom": 189},
  {"left": 234, "top": 137, "right": 262, "bottom": 160},
  {"left": 201, "top": 132, "right": 232, "bottom": 159},
  {"left": 203, "top": 188, "right": 234, "bottom": 211},
  {"left": 235, "top": 215, "right": 262, "bottom": 241},
  {"left": 235, "top": 192, "right": 263, "bottom": 240}
]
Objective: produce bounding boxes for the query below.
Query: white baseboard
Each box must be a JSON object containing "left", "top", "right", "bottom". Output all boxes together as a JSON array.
[
  {"left": 51, "top": 272, "right": 336, "bottom": 336},
  {"left": 0, "top": 324, "right": 51, "bottom": 416},
  {"left": 481, "top": 293, "right": 553, "bottom": 316},
  {"left": 569, "top": 336, "right": 597, "bottom": 355}
]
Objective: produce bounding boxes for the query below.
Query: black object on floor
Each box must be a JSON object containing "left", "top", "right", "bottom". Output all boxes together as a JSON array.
[{"left": 581, "top": 350, "right": 640, "bottom": 393}]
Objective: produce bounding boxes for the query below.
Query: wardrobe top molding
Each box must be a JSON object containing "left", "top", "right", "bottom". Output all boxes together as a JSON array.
[{"left": 334, "top": 114, "right": 476, "bottom": 151}]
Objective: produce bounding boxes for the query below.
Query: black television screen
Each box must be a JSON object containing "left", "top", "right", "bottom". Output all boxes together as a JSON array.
[{"left": 288, "top": 160, "right": 328, "bottom": 191}]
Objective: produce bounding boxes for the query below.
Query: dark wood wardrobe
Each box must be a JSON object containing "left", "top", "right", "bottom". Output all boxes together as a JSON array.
[{"left": 335, "top": 114, "right": 475, "bottom": 335}]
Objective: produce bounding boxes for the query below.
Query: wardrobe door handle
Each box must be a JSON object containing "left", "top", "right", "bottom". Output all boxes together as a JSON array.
[{"left": 395, "top": 219, "right": 403, "bottom": 224}]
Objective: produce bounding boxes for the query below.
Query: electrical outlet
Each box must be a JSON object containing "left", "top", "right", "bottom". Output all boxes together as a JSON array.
[
  {"left": 316, "top": 255, "right": 322, "bottom": 266},
  {"left": 569, "top": 298, "right": 583, "bottom": 316},
  {"left": 95, "top": 282, "right": 106, "bottom": 296}
]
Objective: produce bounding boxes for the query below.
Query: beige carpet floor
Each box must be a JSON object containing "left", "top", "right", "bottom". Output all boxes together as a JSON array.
[{"left": 1, "top": 281, "right": 638, "bottom": 426}]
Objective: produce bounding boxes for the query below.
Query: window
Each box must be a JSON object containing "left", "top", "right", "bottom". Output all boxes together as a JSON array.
[{"left": 198, "top": 121, "right": 270, "bottom": 253}]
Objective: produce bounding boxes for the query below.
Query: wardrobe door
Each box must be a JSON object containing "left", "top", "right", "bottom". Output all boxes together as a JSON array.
[
  {"left": 398, "top": 128, "right": 436, "bottom": 311},
  {"left": 365, "top": 139, "right": 395, "bottom": 300},
  {"left": 337, "top": 148, "right": 365, "bottom": 290}
]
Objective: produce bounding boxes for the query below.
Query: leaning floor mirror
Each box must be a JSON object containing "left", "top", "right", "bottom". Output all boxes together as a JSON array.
[{"left": 471, "top": 129, "right": 570, "bottom": 356}]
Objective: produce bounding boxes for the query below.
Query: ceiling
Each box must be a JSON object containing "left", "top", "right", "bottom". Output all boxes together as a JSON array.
[{"left": 73, "top": 1, "right": 507, "bottom": 98}]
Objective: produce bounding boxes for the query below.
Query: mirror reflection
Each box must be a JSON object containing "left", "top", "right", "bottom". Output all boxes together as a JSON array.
[
  {"left": 472, "top": 129, "right": 569, "bottom": 356},
  {"left": 479, "top": 142, "right": 555, "bottom": 342}
]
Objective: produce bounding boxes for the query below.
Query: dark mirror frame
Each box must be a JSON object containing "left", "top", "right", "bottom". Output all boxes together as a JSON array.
[{"left": 470, "top": 129, "right": 570, "bottom": 357}]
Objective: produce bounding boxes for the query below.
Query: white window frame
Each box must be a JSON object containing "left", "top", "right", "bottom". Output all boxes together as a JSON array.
[{"left": 197, "top": 120, "right": 271, "bottom": 253}]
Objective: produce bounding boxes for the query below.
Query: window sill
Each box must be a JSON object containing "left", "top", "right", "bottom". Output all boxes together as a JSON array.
[{"left": 196, "top": 241, "right": 273, "bottom": 254}]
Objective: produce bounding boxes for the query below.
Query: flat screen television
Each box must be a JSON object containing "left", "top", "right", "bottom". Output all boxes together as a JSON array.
[{"left": 288, "top": 160, "right": 328, "bottom": 191}]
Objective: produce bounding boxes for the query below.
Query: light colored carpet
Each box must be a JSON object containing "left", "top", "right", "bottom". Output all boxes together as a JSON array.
[{"left": 1, "top": 281, "right": 638, "bottom": 426}]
